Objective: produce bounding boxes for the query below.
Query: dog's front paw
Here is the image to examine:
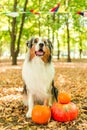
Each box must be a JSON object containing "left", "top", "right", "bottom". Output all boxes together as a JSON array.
[{"left": 26, "top": 110, "right": 32, "bottom": 118}]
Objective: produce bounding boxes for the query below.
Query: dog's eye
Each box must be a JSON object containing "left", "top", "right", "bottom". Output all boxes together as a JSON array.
[
  {"left": 34, "top": 38, "right": 39, "bottom": 43},
  {"left": 44, "top": 41, "right": 49, "bottom": 47},
  {"left": 44, "top": 41, "right": 47, "bottom": 45}
]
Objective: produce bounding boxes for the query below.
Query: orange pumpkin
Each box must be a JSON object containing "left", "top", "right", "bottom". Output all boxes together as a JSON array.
[
  {"left": 58, "top": 92, "right": 71, "bottom": 104},
  {"left": 32, "top": 105, "right": 51, "bottom": 124}
]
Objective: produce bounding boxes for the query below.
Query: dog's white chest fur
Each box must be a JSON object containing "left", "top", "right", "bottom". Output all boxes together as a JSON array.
[{"left": 22, "top": 54, "right": 54, "bottom": 101}]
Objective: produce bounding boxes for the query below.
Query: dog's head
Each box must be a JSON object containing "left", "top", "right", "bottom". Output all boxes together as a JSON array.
[{"left": 26, "top": 37, "right": 53, "bottom": 63}]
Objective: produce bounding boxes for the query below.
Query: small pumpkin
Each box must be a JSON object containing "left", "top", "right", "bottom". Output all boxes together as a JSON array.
[
  {"left": 32, "top": 105, "right": 51, "bottom": 124},
  {"left": 51, "top": 102, "right": 78, "bottom": 122},
  {"left": 58, "top": 92, "right": 71, "bottom": 104}
]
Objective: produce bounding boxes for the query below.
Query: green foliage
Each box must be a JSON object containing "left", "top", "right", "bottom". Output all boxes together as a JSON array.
[{"left": 0, "top": 0, "right": 87, "bottom": 59}]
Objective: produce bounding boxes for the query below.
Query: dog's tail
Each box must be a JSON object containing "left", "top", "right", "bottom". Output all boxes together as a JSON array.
[{"left": 51, "top": 80, "right": 58, "bottom": 102}]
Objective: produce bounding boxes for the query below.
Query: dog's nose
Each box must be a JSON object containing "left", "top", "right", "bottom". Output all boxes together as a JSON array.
[{"left": 39, "top": 43, "right": 44, "bottom": 48}]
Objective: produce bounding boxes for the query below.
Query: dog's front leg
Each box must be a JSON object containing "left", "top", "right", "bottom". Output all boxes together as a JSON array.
[
  {"left": 26, "top": 92, "right": 34, "bottom": 118},
  {"left": 44, "top": 99, "right": 48, "bottom": 106}
]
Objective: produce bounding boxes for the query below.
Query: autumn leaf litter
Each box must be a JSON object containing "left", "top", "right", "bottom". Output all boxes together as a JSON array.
[{"left": 0, "top": 60, "right": 87, "bottom": 130}]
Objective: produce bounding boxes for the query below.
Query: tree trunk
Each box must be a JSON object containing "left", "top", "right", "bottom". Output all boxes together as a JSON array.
[
  {"left": 47, "top": 15, "right": 50, "bottom": 39},
  {"left": 11, "top": 0, "right": 17, "bottom": 65},
  {"left": 79, "top": 37, "right": 82, "bottom": 59},
  {"left": 52, "top": 13, "right": 55, "bottom": 44},
  {"left": 12, "top": 52, "right": 18, "bottom": 65},
  {"left": 79, "top": 49, "right": 82, "bottom": 59},
  {"left": 11, "top": 0, "right": 28, "bottom": 65},
  {"left": 39, "top": 16, "right": 41, "bottom": 36},
  {"left": 57, "top": 39, "right": 60, "bottom": 59},
  {"left": 16, "top": 0, "right": 28, "bottom": 59},
  {"left": 66, "top": 17, "right": 71, "bottom": 62},
  {"left": 57, "top": 15, "right": 60, "bottom": 60},
  {"left": 38, "top": 0, "right": 41, "bottom": 36}
]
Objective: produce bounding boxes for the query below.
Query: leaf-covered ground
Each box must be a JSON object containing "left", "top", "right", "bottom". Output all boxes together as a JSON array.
[{"left": 0, "top": 59, "right": 87, "bottom": 130}]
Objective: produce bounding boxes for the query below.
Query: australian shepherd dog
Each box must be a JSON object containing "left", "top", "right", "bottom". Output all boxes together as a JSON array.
[{"left": 22, "top": 37, "right": 58, "bottom": 118}]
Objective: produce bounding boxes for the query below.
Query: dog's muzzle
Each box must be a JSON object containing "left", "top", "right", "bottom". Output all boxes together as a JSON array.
[{"left": 35, "top": 43, "right": 45, "bottom": 56}]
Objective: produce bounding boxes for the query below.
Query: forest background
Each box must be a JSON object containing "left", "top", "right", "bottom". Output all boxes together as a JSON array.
[{"left": 0, "top": 0, "right": 87, "bottom": 64}]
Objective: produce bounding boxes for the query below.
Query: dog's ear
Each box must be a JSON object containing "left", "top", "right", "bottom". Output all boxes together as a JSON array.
[
  {"left": 47, "top": 39, "right": 53, "bottom": 63},
  {"left": 26, "top": 37, "right": 35, "bottom": 48},
  {"left": 26, "top": 40, "right": 30, "bottom": 48}
]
